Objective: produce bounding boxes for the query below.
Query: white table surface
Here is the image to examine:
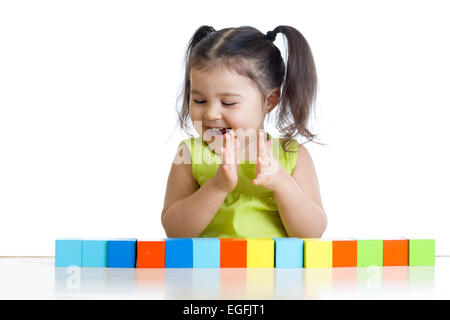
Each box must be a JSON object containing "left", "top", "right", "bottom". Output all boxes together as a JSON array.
[{"left": 0, "top": 257, "right": 448, "bottom": 300}]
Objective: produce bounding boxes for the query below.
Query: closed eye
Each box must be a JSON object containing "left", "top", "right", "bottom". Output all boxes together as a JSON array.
[{"left": 193, "top": 100, "right": 236, "bottom": 106}]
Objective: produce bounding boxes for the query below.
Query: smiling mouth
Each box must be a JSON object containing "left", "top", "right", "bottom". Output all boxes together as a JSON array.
[{"left": 206, "top": 127, "right": 232, "bottom": 135}]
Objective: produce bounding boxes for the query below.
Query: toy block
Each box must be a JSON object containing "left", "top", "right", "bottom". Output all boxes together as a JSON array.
[
  {"left": 220, "top": 238, "right": 247, "bottom": 268},
  {"left": 107, "top": 238, "right": 137, "bottom": 268},
  {"left": 383, "top": 238, "right": 409, "bottom": 266},
  {"left": 136, "top": 239, "right": 165, "bottom": 268},
  {"left": 247, "top": 238, "right": 274, "bottom": 268},
  {"left": 303, "top": 239, "right": 332, "bottom": 268},
  {"left": 165, "top": 238, "right": 193, "bottom": 268},
  {"left": 55, "top": 238, "right": 82, "bottom": 267},
  {"left": 357, "top": 239, "right": 383, "bottom": 267},
  {"left": 409, "top": 239, "right": 435, "bottom": 266},
  {"left": 193, "top": 238, "right": 220, "bottom": 268},
  {"left": 82, "top": 239, "right": 108, "bottom": 267},
  {"left": 332, "top": 239, "right": 357, "bottom": 267},
  {"left": 273, "top": 238, "right": 303, "bottom": 268}
]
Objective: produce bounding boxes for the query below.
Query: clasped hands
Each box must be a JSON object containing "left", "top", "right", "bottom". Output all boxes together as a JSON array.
[{"left": 211, "top": 129, "right": 288, "bottom": 193}]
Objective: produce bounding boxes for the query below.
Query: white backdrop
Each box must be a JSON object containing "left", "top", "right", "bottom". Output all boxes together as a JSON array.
[{"left": 1, "top": 0, "right": 449, "bottom": 256}]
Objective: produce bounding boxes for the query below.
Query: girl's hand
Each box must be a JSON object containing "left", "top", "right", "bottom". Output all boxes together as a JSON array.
[
  {"left": 252, "top": 131, "right": 287, "bottom": 191},
  {"left": 211, "top": 130, "right": 240, "bottom": 193}
]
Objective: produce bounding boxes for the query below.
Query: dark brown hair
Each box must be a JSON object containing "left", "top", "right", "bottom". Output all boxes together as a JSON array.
[{"left": 176, "top": 25, "right": 320, "bottom": 153}]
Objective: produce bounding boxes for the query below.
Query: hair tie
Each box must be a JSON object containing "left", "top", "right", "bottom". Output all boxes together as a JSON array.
[{"left": 265, "top": 30, "right": 277, "bottom": 42}]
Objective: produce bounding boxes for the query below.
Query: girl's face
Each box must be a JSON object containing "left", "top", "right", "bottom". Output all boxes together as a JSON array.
[{"left": 189, "top": 65, "right": 276, "bottom": 155}]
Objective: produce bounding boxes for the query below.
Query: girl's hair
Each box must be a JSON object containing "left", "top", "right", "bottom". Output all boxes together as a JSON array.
[{"left": 176, "top": 25, "right": 320, "bottom": 153}]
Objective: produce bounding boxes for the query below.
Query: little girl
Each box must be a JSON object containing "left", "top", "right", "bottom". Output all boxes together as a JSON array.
[{"left": 161, "top": 25, "right": 327, "bottom": 239}]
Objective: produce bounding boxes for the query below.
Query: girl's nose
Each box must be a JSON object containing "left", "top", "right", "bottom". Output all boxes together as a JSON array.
[{"left": 203, "top": 103, "right": 222, "bottom": 121}]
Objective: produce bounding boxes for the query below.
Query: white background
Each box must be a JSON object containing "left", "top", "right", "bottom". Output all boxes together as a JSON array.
[{"left": 1, "top": 0, "right": 449, "bottom": 256}]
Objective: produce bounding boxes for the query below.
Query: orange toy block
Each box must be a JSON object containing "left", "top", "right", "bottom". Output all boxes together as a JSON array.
[
  {"left": 383, "top": 239, "right": 409, "bottom": 266},
  {"left": 220, "top": 238, "right": 247, "bottom": 268},
  {"left": 332, "top": 239, "right": 357, "bottom": 267},
  {"left": 136, "top": 240, "right": 165, "bottom": 268}
]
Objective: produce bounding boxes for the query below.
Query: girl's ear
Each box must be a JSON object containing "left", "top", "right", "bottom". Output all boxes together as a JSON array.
[{"left": 265, "top": 87, "right": 281, "bottom": 113}]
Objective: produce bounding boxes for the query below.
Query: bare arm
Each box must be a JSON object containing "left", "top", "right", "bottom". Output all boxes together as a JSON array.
[
  {"left": 252, "top": 133, "right": 327, "bottom": 238},
  {"left": 273, "top": 144, "right": 327, "bottom": 238},
  {"left": 161, "top": 141, "right": 236, "bottom": 238}
]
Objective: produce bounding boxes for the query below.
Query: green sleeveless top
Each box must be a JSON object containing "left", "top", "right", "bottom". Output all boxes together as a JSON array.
[{"left": 180, "top": 133, "right": 298, "bottom": 238}]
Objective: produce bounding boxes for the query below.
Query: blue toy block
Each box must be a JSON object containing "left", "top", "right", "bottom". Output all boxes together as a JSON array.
[
  {"left": 274, "top": 238, "right": 303, "bottom": 268},
  {"left": 55, "top": 238, "right": 83, "bottom": 267},
  {"left": 107, "top": 239, "right": 137, "bottom": 268},
  {"left": 82, "top": 239, "right": 108, "bottom": 267},
  {"left": 193, "top": 238, "right": 220, "bottom": 268},
  {"left": 165, "top": 238, "right": 193, "bottom": 268}
]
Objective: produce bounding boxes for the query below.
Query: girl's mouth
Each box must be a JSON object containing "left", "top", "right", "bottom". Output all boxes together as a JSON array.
[{"left": 207, "top": 127, "right": 231, "bottom": 136}]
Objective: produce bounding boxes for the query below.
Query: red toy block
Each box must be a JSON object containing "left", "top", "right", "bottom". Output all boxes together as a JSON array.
[
  {"left": 383, "top": 239, "right": 408, "bottom": 266},
  {"left": 136, "top": 240, "right": 165, "bottom": 268},
  {"left": 220, "top": 238, "right": 247, "bottom": 268},
  {"left": 332, "top": 239, "right": 357, "bottom": 267}
]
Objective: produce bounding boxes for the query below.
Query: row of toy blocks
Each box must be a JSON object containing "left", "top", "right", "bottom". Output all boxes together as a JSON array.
[
  {"left": 55, "top": 238, "right": 301, "bottom": 268},
  {"left": 55, "top": 237, "right": 435, "bottom": 268},
  {"left": 304, "top": 238, "right": 435, "bottom": 268},
  {"left": 55, "top": 238, "right": 138, "bottom": 268}
]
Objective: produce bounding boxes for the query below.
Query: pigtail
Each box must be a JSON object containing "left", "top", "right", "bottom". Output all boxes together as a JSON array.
[
  {"left": 176, "top": 26, "right": 216, "bottom": 135},
  {"left": 274, "top": 26, "right": 319, "bottom": 149}
]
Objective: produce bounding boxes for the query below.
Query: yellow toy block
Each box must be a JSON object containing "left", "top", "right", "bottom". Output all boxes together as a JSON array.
[
  {"left": 303, "top": 239, "right": 332, "bottom": 268},
  {"left": 247, "top": 238, "right": 274, "bottom": 268}
]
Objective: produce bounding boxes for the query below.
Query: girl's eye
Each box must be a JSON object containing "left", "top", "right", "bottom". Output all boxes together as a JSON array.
[{"left": 193, "top": 100, "right": 236, "bottom": 107}]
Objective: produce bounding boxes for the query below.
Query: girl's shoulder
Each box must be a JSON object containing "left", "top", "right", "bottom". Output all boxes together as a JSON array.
[
  {"left": 176, "top": 137, "right": 212, "bottom": 168},
  {"left": 276, "top": 137, "right": 299, "bottom": 154},
  {"left": 177, "top": 136, "right": 195, "bottom": 147},
  {"left": 178, "top": 136, "right": 203, "bottom": 148},
  {"left": 177, "top": 137, "right": 200, "bottom": 157},
  {"left": 275, "top": 137, "right": 317, "bottom": 175},
  {"left": 173, "top": 137, "right": 201, "bottom": 168},
  {"left": 291, "top": 140, "right": 317, "bottom": 177},
  {"left": 271, "top": 137, "right": 299, "bottom": 174}
]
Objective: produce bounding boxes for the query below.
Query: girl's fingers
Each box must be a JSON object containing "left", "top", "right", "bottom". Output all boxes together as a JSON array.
[
  {"left": 258, "top": 156, "right": 267, "bottom": 167},
  {"left": 225, "top": 132, "right": 232, "bottom": 164},
  {"left": 221, "top": 146, "right": 226, "bottom": 165},
  {"left": 228, "top": 132, "right": 235, "bottom": 164},
  {"left": 253, "top": 174, "right": 264, "bottom": 185},
  {"left": 234, "top": 133, "right": 239, "bottom": 166},
  {"left": 223, "top": 131, "right": 237, "bottom": 167},
  {"left": 221, "top": 135, "right": 226, "bottom": 165},
  {"left": 222, "top": 133, "right": 229, "bottom": 165},
  {"left": 267, "top": 139, "right": 272, "bottom": 158},
  {"left": 253, "top": 172, "right": 260, "bottom": 185},
  {"left": 258, "top": 130, "right": 265, "bottom": 160},
  {"left": 260, "top": 130, "right": 270, "bottom": 163},
  {"left": 224, "top": 132, "right": 228, "bottom": 163}
]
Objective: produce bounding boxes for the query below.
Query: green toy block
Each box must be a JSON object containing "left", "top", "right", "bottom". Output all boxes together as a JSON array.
[
  {"left": 357, "top": 239, "right": 383, "bottom": 267},
  {"left": 409, "top": 239, "right": 435, "bottom": 266}
]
